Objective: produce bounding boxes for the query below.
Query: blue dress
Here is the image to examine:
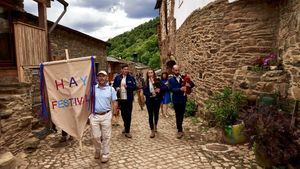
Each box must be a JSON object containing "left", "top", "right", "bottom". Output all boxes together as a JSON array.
[{"left": 161, "top": 79, "right": 171, "bottom": 104}]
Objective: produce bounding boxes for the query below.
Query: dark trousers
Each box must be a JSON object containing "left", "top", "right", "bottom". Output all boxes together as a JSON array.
[
  {"left": 53, "top": 123, "right": 68, "bottom": 137},
  {"left": 119, "top": 100, "right": 133, "bottom": 133},
  {"left": 146, "top": 98, "right": 161, "bottom": 130},
  {"left": 173, "top": 102, "right": 186, "bottom": 132},
  {"left": 62, "top": 130, "right": 68, "bottom": 137}
]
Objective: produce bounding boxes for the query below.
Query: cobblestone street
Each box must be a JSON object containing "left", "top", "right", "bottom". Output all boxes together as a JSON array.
[{"left": 23, "top": 100, "right": 260, "bottom": 169}]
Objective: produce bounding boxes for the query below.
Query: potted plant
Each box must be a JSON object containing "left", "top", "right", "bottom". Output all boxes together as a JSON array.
[
  {"left": 251, "top": 53, "right": 279, "bottom": 72},
  {"left": 204, "top": 87, "right": 247, "bottom": 144},
  {"left": 243, "top": 105, "right": 299, "bottom": 168}
]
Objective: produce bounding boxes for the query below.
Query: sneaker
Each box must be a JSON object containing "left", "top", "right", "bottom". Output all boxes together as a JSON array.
[
  {"left": 94, "top": 151, "right": 100, "bottom": 159},
  {"left": 101, "top": 154, "right": 109, "bottom": 163},
  {"left": 150, "top": 130, "right": 155, "bottom": 138},
  {"left": 125, "top": 133, "right": 132, "bottom": 138},
  {"left": 177, "top": 132, "right": 184, "bottom": 139},
  {"left": 122, "top": 129, "right": 125, "bottom": 134}
]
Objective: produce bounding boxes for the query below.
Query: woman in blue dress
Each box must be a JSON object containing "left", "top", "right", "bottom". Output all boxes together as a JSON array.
[{"left": 160, "top": 72, "right": 171, "bottom": 118}]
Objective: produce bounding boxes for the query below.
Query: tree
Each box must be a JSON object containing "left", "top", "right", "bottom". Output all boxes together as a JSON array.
[{"left": 108, "top": 17, "right": 160, "bottom": 69}]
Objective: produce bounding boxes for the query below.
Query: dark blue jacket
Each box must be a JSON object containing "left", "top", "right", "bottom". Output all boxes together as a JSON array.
[
  {"left": 143, "top": 79, "right": 167, "bottom": 103},
  {"left": 113, "top": 74, "right": 137, "bottom": 102},
  {"left": 168, "top": 75, "right": 195, "bottom": 104}
]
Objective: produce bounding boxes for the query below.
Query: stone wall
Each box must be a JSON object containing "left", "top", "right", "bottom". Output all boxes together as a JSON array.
[
  {"left": 1, "top": 68, "right": 45, "bottom": 155},
  {"left": 49, "top": 27, "right": 108, "bottom": 71},
  {"left": 157, "top": 0, "right": 177, "bottom": 71},
  {"left": 23, "top": 67, "right": 41, "bottom": 115},
  {"left": 0, "top": 85, "right": 34, "bottom": 155},
  {"left": 277, "top": 0, "right": 300, "bottom": 133},
  {"left": 174, "top": 0, "right": 279, "bottom": 107},
  {"left": 278, "top": 0, "right": 300, "bottom": 100},
  {"left": 233, "top": 66, "right": 290, "bottom": 101}
]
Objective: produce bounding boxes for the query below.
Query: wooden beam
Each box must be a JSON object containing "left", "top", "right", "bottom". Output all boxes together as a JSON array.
[
  {"left": 34, "top": 0, "right": 46, "bottom": 3},
  {"left": 38, "top": 0, "right": 47, "bottom": 30},
  {"left": 35, "top": 0, "right": 53, "bottom": 7}
]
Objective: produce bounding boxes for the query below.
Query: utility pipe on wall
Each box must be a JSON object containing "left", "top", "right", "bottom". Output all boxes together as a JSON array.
[{"left": 48, "top": 0, "right": 68, "bottom": 34}]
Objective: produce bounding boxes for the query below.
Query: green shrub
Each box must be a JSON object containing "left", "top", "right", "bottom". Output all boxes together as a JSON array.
[
  {"left": 204, "top": 87, "right": 247, "bottom": 128},
  {"left": 185, "top": 100, "right": 198, "bottom": 117},
  {"left": 243, "top": 105, "right": 299, "bottom": 166}
]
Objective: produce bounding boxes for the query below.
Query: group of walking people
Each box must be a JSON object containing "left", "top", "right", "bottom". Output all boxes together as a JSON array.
[{"left": 89, "top": 64, "right": 194, "bottom": 163}]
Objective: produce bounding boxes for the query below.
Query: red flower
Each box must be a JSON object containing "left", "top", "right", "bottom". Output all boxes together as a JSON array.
[{"left": 181, "top": 74, "right": 192, "bottom": 95}]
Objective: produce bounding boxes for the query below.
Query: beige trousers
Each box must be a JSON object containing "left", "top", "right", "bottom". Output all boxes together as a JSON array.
[{"left": 89, "top": 112, "right": 112, "bottom": 155}]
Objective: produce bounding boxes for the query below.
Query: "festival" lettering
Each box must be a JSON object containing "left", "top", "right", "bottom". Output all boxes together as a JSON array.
[{"left": 51, "top": 95, "right": 90, "bottom": 109}]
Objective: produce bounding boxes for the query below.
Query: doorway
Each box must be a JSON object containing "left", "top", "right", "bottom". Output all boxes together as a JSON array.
[{"left": 0, "top": 6, "right": 15, "bottom": 67}]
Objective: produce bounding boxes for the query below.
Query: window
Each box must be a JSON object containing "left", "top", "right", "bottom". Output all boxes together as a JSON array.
[{"left": 0, "top": 6, "right": 14, "bottom": 66}]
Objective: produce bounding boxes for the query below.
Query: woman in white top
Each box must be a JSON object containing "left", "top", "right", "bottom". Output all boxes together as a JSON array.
[{"left": 143, "top": 69, "right": 165, "bottom": 138}]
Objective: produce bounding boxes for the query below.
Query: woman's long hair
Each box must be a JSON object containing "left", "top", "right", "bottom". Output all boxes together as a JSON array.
[
  {"left": 161, "top": 72, "right": 168, "bottom": 80},
  {"left": 146, "top": 69, "right": 160, "bottom": 88}
]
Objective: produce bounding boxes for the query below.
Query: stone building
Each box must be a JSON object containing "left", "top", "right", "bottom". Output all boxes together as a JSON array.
[
  {"left": 21, "top": 13, "right": 109, "bottom": 82},
  {"left": 0, "top": 0, "right": 109, "bottom": 83},
  {"left": 107, "top": 56, "right": 150, "bottom": 82},
  {"left": 107, "top": 56, "right": 127, "bottom": 82},
  {"left": 0, "top": 0, "right": 109, "bottom": 155},
  {"left": 155, "top": 0, "right": 300, "bottom": 108}
]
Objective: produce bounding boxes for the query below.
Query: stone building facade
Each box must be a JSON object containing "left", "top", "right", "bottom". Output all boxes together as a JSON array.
[
  {"left": 155, "top": 0, "right": 176, "bottom": 71},
  {"left": 21, "top": 13, "right": 109, "bottom": 74},
  {"left": 277, "top": 0, "right": 300, "bottom": 101},
  {"left": 49, "top": 24, "right": 108, "bottom": 71},
  {"left": 0, "top": 3, "right": 109, "bottom": 154},
  {"left": 156, "top": 0, "right": 300, "bottom": 107}
]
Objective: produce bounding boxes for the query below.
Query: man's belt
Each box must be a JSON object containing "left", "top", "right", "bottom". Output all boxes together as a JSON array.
[{"left": 95, "top": 110, "right": 110, "bottom": 115}]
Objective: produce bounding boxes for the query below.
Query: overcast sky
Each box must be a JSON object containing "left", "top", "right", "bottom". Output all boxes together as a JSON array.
[{"left": 24, "top": 0, "right": 158, "bottom": 41}]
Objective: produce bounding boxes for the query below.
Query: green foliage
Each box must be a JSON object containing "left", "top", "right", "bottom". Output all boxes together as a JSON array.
[
  {"left": 107, "top": 18, "right": 160, "bottom": 69},
  {"left": 185, "top": 100, "right": 198, "bottom": 117},
  {"left": 190, "top": 117, "right": 199, "bottom": 125},
  {"left": 243, "top": 105, "right": 299, "bottom": 166},
  {"left": 250, "top": 65, "right": 264, "bottom": 72},
  {"left": 204, "top": 87, "right": 247, "bottom": 128}
]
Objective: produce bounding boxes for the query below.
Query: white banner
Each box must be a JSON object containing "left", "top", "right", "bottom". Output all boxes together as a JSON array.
[{"left": 42, "top": 57, "right": 94, "bottom": 139}]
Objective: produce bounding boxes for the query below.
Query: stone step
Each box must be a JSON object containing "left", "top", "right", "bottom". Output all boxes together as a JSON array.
[
  {"left": 0, "top": 76, "right": 18, "bottom": 84},
  {"left": 0, "top": 152, "right": 16, "bottom": 169},
  {"left": 0, "top": 94, "right": 24, "bottom": 103},
  {"left": 0, "top": 87, "right": 29, "bottom": 95},
  {"left": 0, "top": 82, "right": 31, "bottom": 88},
  {"left": 0, "top": 81, "right": 31, "bottom": 95}
]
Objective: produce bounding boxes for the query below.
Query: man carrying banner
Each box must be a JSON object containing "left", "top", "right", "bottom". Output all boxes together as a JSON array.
[
  {"left": 113, "top": 64, "right": 137, "bottom": 138},
  {"left": 90, "top": 70, "right": 118, "bottom": 163}
]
